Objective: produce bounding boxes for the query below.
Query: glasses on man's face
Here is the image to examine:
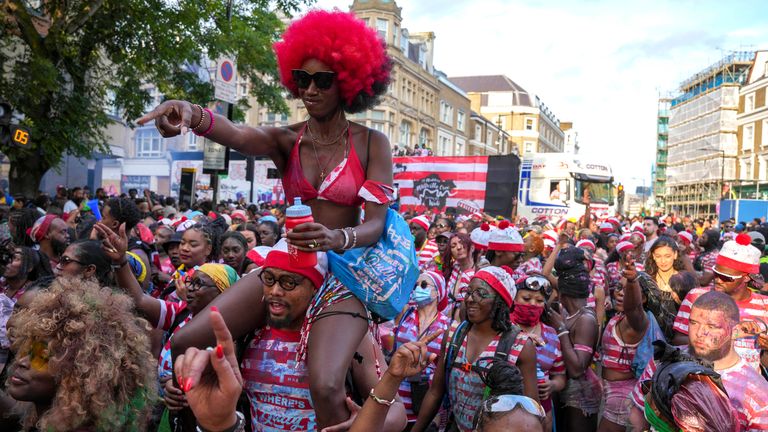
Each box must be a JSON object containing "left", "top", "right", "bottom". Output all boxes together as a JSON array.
[
  {"left": 260, "top": 270, "right": 304, "bottom": 291},
  {"left": 291, "top": 69, "right": 336, "bottom": 90},
  {"left": 187, "top": 278, "right": 217, "bottom": 293},
  {"left": 59, "top": 255, "right": 86, "bottom": 266},
  {"left": 712, "top": 268, "right": 741, "bottom": 283},
  {"left": 465, "top": 287, "right": 494, "bottom": 302}
]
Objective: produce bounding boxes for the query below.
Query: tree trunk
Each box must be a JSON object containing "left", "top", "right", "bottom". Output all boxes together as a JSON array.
[{"left": 9, "top": 154, "right": 48, "bottom": 198}]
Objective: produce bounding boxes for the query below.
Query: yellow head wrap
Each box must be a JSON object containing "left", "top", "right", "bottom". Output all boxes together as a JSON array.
[{"left": 197, "top": 263, "right": 240, "bottom": 292}]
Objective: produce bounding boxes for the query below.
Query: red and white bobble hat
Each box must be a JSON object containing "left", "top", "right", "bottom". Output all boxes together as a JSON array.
[
  {"left": 246, "top": 246, "right": 273, "bottom": 268},
  {"left": 616, "top": 241, "right": 635, "bottom": 254},
  {"left": 263, "top": 239, "right": 328, "bottom": 288},
  {"left": 619, "top": 233, "right": 632, "bottom": 242},
  {"left": 473, "top": 265, "right": 517, "bottom": 307},
  {"left": 716, "top": 233, "right": 761, "bottom": 274},
  {"left": 606, "top": 217, "right": 621, "bottom": 228},
  {"left": 542, "top": 230, "right": 558, "bottom": 244},
  {"left": 599, "top": 222, "right": 614, "bottom": 233},
  {"left": 231, "top": 210, "right": 248, "bottom": 223},
  {"left": 677, "top": 231, "right": 693, "bottom": 246},
  {"left": 543, "top": 238, "right": 556, "bottom": 249},
  {"left": 488, "top": 221, "right": 524, "bottom": 252},
  {"left": 576, "top": 239, "right": 596, "bottom": 251},
  {"left": 410, "top": 215, "right": 431, "bottom": 231},
  {"left": 630, "top": 232, "right": 646, "bottom": 243},
  {"left": 471, "top": 222, "right": 494, "bottom": 251},
  {"left": 630, "top": 221, "right": 644, "bottom": 232},
  {"left": 423, "top": 270, "right": 449, "bottom": 312}
]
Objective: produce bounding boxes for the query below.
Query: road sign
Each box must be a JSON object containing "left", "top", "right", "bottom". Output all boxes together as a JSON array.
[
  {"left": 214, "top": 57, "right": 237, "bottom": 104},
  {"left": 203, "top": 138, "right": 230, "bottom": 175}
]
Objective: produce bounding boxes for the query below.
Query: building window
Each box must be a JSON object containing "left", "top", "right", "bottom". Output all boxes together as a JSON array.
[
  {"left": 759, "top": 157, "right": 768, "bottom": 181},
  {"left": 187, "top": 133, "right": 199, "bottom": 151},
  {"left": 371, "top": 122, "right": 386, "bottom": 137},
  {"left": 399, "top": 121, "right": 411, "bottom": 148},
  {"left": 135, "top": 128, "right": 164, "bottom": 158},
  {"left": 419, "top": 128, "right": 429, "bottom": 146},
  {"left": 525, "top": 118, "right": 534, "bottom": 130},
  {"left": 376, "top": 18, "right": 388, "bottom": 40},
  {"left": 486, "top": 129, "right": 493, "bottom": 145},
  {"left": 438, "top": 135, "right": 451, "bottom": 156},
  {"left": 457, "top": 111, "right": 465, "bottom": 131},
  {"left": 439, "top": 101, "right": 453, "bottom": 125},
  {"left": 524, "top": 141, "right": 535, "bottom": 155},
  {"left": 743, "top": 125, "right": 754, "bottom": 151},
  {"left": 763, "top": 119, "right": 768, "bottom": 147},
  {"left": 455, "top": 138, "right": 465, "bottom": 156},
  {"left": 474, "top": 124, "right": 482, "bottom": 140},
  {"left": 746, "top": 94, "right": 755, "bottom": 112}
]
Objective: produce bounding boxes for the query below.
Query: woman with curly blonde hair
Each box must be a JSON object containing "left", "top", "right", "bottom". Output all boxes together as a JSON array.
[{"left": 6, "top": 277, "right": 156, "bottom": 431}]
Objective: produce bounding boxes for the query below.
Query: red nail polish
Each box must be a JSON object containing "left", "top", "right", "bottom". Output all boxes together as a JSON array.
[
  {"left": 183, "top": 377, "right": 193, "bottom": 392},
  {"left": 216, "top": 344, "right": 224, "bottom": 359},
  {"left": 210, "top": 305, "right": 219, "bottom": 313}
]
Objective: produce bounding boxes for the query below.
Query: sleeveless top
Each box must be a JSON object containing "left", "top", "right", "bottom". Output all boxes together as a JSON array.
[
  {"left": 447, "top": 321, "right": 530, "bottom": 432},
  {"left": 282, "top": 125, "right": 366, "bottom": 207},
  {"left": 600, "top": 313, "right": 640, "bottom": 373}
]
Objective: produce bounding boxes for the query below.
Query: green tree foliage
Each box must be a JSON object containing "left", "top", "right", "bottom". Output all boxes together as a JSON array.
[{"left": 0, "top": 0, "right": 307, "bottom": 195}]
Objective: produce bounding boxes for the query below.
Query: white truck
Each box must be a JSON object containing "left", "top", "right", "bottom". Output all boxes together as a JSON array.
[{"left": 517, "top": 154, "right": 615, "bottom": 221}]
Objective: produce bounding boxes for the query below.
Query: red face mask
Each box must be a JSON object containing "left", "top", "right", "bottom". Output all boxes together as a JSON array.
[{"left": 511, "top": 302, "right": 545, "bottom": 326}]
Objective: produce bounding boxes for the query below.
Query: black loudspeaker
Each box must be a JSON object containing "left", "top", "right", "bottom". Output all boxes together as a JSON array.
[
  {"left": 266, "top": 168, "right": 279, "bottom": 179},
  {"left": 246, "top": 157, "right": 254, "bottom": 182},
  {"left": 484, "top": 154, "right": 520, "bottom": 218}
]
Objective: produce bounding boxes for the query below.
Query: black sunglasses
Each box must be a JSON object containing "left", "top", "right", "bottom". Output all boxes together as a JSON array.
[
  {"left": 291, "top": 69, "right": 336, "bottom": 90},
  {"left": 60, "top": 255, "right": 86, "bottom": 266},
  {"left": 712, "top": 268, "right": 741, "bottom": 283},
  {"left": 260, "top": 270, "right": 305, "bottom": 291}
]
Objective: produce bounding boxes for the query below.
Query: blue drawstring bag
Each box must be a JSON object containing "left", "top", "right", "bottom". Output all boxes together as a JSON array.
[
  {"left": 327, "top": 208, "right": 419, "bottom": 321},
  {"left": 632, "top": 311, "right": 666, "bottom": 378}
]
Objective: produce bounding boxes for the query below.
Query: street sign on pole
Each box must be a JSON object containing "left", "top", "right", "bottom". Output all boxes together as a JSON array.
[
  {"left": 203, "top": 138, "right": 229, "bottom": 175},
  {"left": 214, "top": 57, "right": 237, "bottom": 104}
]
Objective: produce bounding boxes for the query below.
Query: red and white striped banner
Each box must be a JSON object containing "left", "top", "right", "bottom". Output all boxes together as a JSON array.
[{"left": 393, "top": 156, "right": 488, "bottom": 212}]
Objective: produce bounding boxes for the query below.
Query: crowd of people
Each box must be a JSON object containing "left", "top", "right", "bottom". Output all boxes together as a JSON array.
[{"left": 0, "top": 8, "right": 767, "bottom": 432}]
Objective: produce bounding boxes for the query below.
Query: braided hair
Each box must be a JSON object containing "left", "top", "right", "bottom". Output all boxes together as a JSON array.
[
  {"left": 490, "top": 294, "right": 513, "bottom": 334},
  {"left": 185, "top": 223, "right": 220, "bottom": 262}
]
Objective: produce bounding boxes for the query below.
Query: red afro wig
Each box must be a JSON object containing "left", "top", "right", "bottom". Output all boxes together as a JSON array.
[{"left": 274, "top": 9, "right": 392, "bottom": 113}]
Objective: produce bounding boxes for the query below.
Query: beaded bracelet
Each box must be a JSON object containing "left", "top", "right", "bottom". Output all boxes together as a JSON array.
[
  {"left": 348, "top": 227, "right": 357, "bottom": 249},
  {"left": 193, "top": 108, "right": 215, "bottom": 136},
  {"left": 190, "top": 104, "right": 205, "bottom": 130}
]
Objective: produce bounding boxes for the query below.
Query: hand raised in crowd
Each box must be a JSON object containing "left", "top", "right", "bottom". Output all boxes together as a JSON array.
[
  {"left": 136, "top": 100, "right": 197, "bottom": 138},
  {"left": 162, "top": 376, "right": 188, "bottom": 411},
  {"left": 621, "top": 257, "right": 638, "bottom": 282},
  {"left": 93, "top": 222, "right": 128, "bottom": 262},
  {"left": 543, "top": 304, "right": 566, "bottom": 331},
  {"left": 175, "top": 307, "right": 243, "bottom": 431},
  {"left": 386, "top": 331, "right": 441, "bottom": 380},
  {"left": 286, "top": 222, "right": 345, "bottom": 252}
]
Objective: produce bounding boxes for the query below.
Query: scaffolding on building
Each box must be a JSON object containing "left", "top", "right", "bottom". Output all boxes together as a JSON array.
[{"left": 665, "top": 51, "right": 753, "bottom": 218}]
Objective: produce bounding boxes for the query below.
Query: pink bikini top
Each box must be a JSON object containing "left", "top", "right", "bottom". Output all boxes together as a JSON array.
[{"left": 282, "top": 124, "right": 394, "bottom": 207}]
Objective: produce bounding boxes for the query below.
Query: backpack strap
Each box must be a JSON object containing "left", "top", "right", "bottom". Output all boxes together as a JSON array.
[
  {"left": 493, "top": 325, "right": 522, "bottom": 363},
  {"left": 444, "top": 321, "right": 471, "bottom": 389}
]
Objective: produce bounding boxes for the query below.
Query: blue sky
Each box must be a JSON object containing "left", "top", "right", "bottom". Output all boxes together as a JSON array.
[{"left": 312, "top": 0, "right": 768, "bottom": 194}]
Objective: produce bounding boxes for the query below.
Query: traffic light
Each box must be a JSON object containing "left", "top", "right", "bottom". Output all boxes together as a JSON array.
[{"left": 0, "top": 101, "right": 30, "bottom": 148}]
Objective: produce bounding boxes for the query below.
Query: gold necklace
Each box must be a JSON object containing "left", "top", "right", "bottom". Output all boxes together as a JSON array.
[
  {"left": 310, "top": 133, "right": 348, "bottom": 181},
  {"left": 306, "top": 117, "right": 349, "bottom": 146}
]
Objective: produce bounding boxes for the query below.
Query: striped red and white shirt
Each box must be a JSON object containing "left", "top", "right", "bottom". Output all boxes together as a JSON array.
[
  {"left": 447, "top": 263, "right": 475, "bottom": 303},
  {"left": 631, "top": 349, "right": 768, "bottom": 431},
  {"left": 673, "top": 288, "right": 768, "bottom": 371},
  {"left": 447, "top": 321, "right": 530, "bottom": 432},
  {"left": 600, "top": 314, "right": 640, "bottom": 373},
  {"left": 392, "top": 307, "right": 451, "bottom": 422},
  {"left": 418, "top": 239, "right": 440, "bottom": 271},
  {"left": 155, "top": 299, "right": 189, "bottom": 381},
  {"left": 513, "top": 257, "right": 543, "bottom": 281},
  {"left": 697, "top": 249, "right": 719, "bottom": 289}
]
